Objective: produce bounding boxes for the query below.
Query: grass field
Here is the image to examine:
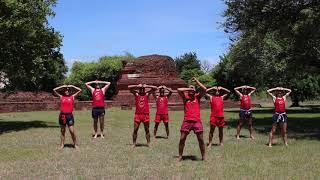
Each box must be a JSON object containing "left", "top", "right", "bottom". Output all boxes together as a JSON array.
[{"left": 0, "top": 107, "right": 320, "bottom": 179}]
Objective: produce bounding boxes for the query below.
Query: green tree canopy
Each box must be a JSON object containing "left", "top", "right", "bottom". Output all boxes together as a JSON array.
[
  {"left": 0, "top": 0, "right": 67, "bottom": 91},
  {"left": 175, "top": 52, "right": 216, "bottom": 88},
  {"left": 65, "top": 54, "right": 134, "bottom": 100},
  {"left": 217, "top": 0, "right": 320, "bottom": 105},
  {"left": 174, "top": 52, "right": 201, "bottom": 75}
]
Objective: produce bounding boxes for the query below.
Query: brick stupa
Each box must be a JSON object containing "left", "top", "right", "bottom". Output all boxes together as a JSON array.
[{"left": 113, "top": 54, "right": 187, "bottom": 107}]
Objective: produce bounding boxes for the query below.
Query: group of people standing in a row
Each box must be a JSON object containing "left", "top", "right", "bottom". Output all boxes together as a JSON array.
[{"left": 53, "top": 77, "right": 291, "bottom": 161}]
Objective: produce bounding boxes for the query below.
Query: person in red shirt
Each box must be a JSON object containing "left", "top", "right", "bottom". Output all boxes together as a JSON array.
[
  {"left": 267, "top": 87, "right": 291, "bottom": 147},
  {"left": 234, "top": 85, "right": 256, "bottom": 140},
  {"left": 153, "top": 85, "right": 173, "bottom": 139},
  {"left": 129, "top": 84, "right": 157, "bottom": 147},
  {"left": 53, "top": 85, "right": 82, "bottom": 150},
  {"left": 193, "top": 77, "right": 230, "bottom": 147},
  {"left": 177, "top": 85, "right": 206, "bottom": 162},
  {"left": 85, "top": 80, "right": 111, "bottom": 139}
]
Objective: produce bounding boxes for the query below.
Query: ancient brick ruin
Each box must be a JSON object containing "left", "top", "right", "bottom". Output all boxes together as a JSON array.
[{"left": 113, "top": 54, "right": 187, "bottom": 108}]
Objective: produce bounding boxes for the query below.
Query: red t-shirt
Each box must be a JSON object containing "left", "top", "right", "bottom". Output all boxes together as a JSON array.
[
  {"left": 60, "top": 96, "right": 74, "bottom": 113},
  {"left": 184, "top": 94, "right": 201, "bottom": 122},
  {"left": 274, "top": 97, "right": 286, "bottom": 113},
  {"left": 156, "top": 96, "right": 168, "bottom": 115},
  {"left": 92, "top": 89, "right": 105, "bottom": 107},
  {"left": 211, "top": 96, "right": 224, "bottom": 117},
  {"left": 240, "top": 95, "right": 251, "bottom": 110},
  {"left": 135, "top": 94, "right": 150, "bottom": 114}
]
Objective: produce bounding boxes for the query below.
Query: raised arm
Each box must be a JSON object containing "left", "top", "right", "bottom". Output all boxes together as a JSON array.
[
  {"left": 246, "top": 86, "right": 256, "bottom": 96},
  {"left": 85, "top": 81, "right": 96, "bottom": 93},
  {"left": 144, "top": 84, "right": 158, "bottom": 96},
  {"left": 218, "top": 86, "right": 230, "bottom": 99},
  {"left": 267, "top": 87, "right": 277, "bottom": 99},
  {"left": 166, "top": 87, "right": 174, "bottom": 98},
  {"left": 234, "top": 86, "right": 244, "bottom": 97},
  {"left": 97, "top": 81, "right": 111, "bottom": 93},
  {"left": 53, "top": 85, "right": 67, "bottom": 98},
  {"left": 177, "top": 88, "right": 192, "bottom": 101},
  {"left": 69, "top": 85, "right": 82, "bottom": 97},
  {"left": 281, "top": 87, "right": 292, "bottom": 97},
  {"left": 128, "top": 84, "right": 141, "bottom": 95},
  {"left": 192, "top": 77, "right": 207, "bottom": 91},
  {"left": 206, "top": 86, "right": 218, "bottom": 93}
]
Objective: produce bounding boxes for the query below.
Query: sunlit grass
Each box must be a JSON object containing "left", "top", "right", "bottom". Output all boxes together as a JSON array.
[{"left": 0, "top": 107, "right": 319, "bottom": 179}]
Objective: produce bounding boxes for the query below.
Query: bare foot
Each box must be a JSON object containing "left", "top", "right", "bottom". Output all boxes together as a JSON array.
[
  {"left": 101, "top": 134, "right": 105, "bottom": 139},
  {"left": 93, "top": 134, "right": 98, "bottom": 138},
  {"left": 59, "top": 145, "right": 64, "bottom": 150},
  {"left": 236, "top": 135, "right": 240, "bottom": 140},
  {"left": 132, "top": 144, "right": 136, "bottom": 148},
  {"left": 207, "top": 143, "right": 212, "bottom": 149},
  {"left": 201, "top": 156, "right": 206, "bottom": 161},
  {"left": 74, "top": 144, "right": 80, "bottom": 149},
  {"left": 220, "top": 143, "right": 224, "bottom": 146},
  {"left": 147, "top": 143, "right": 151, "bottom": 148},
  {"left": 268, "top": 144, "right": 272, "bottom": 147},
  {"left": 250, "top": 135, "right": 255, "bottom": 140},
  {"left": 285, "top": 143, "right": 288, "bottom": 146},
  {"left": 177, "top": 156, "right": 183, "bottom": 162}
]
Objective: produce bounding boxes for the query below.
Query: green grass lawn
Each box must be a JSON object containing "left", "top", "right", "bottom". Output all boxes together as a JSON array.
[{"left": 0, "top": 107, "right": 320, "bottom": 179}]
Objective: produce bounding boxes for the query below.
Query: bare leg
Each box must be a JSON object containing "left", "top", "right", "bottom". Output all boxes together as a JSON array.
[
  {"left": 196, "top": 132, "right": 206, "bottom": 161},
  {"left": 178, "top": 132, "right": 188, "bottom": 162},
  {"left": 154, "top": 122, "right": 160, "bottom": 137},
  {"left": 208, "top": 125, "right": 215, "bottom": 148},
  {"left": 236, "top": 119, "right": 244, "bottom": 139},
  {"left": 248, "top": 117, "right": 254, "bottom": 139},
  {"left": 144, "top": 122, "right": 150, "bottom": 147},
  {"left": 59, "top": 126, "right": 66, "bottom": 149},
  {"left": 164, "top": 122, "right": 169, "bottom": 138},
  {"left": 219, "top": 127, "right": 224, "bottom": 146},
  {"left": 99, "top": 114, "right": 105, "bottom": 138},
  {"left": 93, "top": 118, "right": 98, "bottom": 138},
  {"left": 280, "top": 122, "right": 288, "bottom": 146},
  {"left": 268, "top": 123, "right": 277, "bottom": 147},
  {"left": 132, "top": 121, "right": 140, "bottom": 147},
  {"left": 68, "top": 126, "right": 78, "bottom": 149}
]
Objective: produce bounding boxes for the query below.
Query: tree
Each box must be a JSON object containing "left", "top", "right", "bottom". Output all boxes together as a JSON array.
[
  {"left": 175, "top": 52, "right": 216, "bottom": 87},
  {"left": 174, "top": 52, "right": 201, "bottom": 74},
  {"left": 65, "top": 54, "right": 134, "bottom": 100},
  {"left": 219, "top": 0, "right": 320, "bottom": 105},
  {"left": 0, "top": 0, "right": 67, "bottom": 91}
]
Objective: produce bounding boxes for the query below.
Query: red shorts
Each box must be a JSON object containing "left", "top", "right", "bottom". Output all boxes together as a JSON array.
[
  {"left": 134, "top": 114, "right": 150, "bottom": 123},
  {"left": 180, "top": 120, "right": 203, "bottom": 134},
  {"left": 210, "top": 116, "right": 225, "bottom": 127},
  {"left": 155, "top": 114, "right": 169, "bottom": 123}
]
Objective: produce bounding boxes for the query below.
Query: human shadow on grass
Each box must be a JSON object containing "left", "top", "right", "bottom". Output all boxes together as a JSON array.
[
  {"left": 0, "top": 119, "right": 59, "bottom": 135},
  {"left": 173, "top": 155, "right": 200, "bottom": 161},
  {"left": 63, "top": 144, "right": 77, "bottom": 148},
  {"left": 135, "top": 143, "right": 149, "bottom": 147},
  {"left": 226, "top": 116, "right": 320, "bottom": 140},
  {"left": 155, "top": 136, "right": 167, "bottom": 139}
]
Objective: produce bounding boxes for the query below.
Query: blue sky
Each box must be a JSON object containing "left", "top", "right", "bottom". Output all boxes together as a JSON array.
[{"left": 49, "top": 0, "right": 230, "bottom": 68}]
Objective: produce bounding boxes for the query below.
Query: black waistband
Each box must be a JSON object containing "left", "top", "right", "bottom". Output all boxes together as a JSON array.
[{"left": 93, "top": 106, "right": 105, "bottom": 109}]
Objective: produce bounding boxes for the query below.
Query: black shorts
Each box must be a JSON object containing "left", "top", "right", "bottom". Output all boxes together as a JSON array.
[
  {"left": 59, "top": 113, "right": 74, "bottom": 127},
  {"left": 92, "top": 107, "right": 105, "bottom": 119},
  {"left": 239, "top": 109, "right": 252, "bottom": 119},
  {"left": 272, "top": 113, "right": 287, "bottom": 123}
]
